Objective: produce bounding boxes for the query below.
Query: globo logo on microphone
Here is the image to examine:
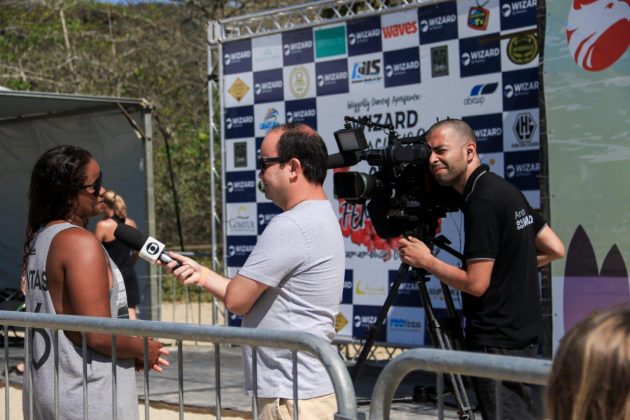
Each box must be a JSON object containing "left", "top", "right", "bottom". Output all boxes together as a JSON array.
[{"left": 140, "top": 237, "right": 166, "bottom": 263}]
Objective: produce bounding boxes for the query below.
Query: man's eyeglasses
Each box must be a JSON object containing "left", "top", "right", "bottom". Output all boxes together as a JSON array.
[
  {"left": 79, "top": 172, "right": 102, "bottom": 196},
  {"left": 259, "top": 156, "right": 287, "bottom": 171}
]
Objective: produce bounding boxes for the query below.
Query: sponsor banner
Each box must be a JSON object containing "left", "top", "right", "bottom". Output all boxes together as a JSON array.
[
  {"left": 352, "top": 305, "right": 386, "bottom": 340},
  {"left": 346, "top": 16, "right": 382, "bottom": 56},
  {"left": 349, "top": 53, "right": 383, "bottom": 91},
  {"left": 419, "top": 38, "right": 460, "bottom": 82},
  {"left": 336, "top": 304, "right": 353, "bottom": 337},
  {"left": 460, "top": 78, "right": 502, "bottom": 113},
  {"left": 225, "top": 138, "right": 256, "bottom": 172},
  {"left": 479, "top": 151, "right": 505, "bottom": 177},
  {"left": 282, "top": 28, "right": 314, "bottom": 66},
  {"left": 503, "top": 109, "right": 539, "bottom": 152},
  {"left": 225, "top": 171, "right": 257, "bottom": 203},
  {"left": 257, "top": 202, "right": 282, "bottom": 235},
  {"left": 389, "top": 270, "right": 422, "bottom": 307},
  {"left": 314, "top": 25, "right": 347, "bottom": 60},
  {"left": 457, "top": 0, "right": 501, "bottom": 38},
  {"left": 285, "top": 98, "right": 317, "bottom": 128},
  {"left": 353, "top": 266, "right": 388, "bottom": 306},
  {"left": 501, "top": 32, "right": 538, "bottom": 71},
  {"left": 383, "top": 47, "right": 421, "bottom": 88},
  {"left": 255, "top": 137, "right": 272, "bottom": 203},
  {"left": 500, "top": 0, "right": 537, "bottom": 31},
  {"left": 225, "top": 203, "right": 258, "bottom": 236},
  {"left": 224, "top": 73, "right": 254, "bottom": 107},
  {"left": 223, "top": 38, "right": 252, "bottom": 75},
  {"left": 254, "top": 102, "right": 285, "bottom": 138},
  {"left": 504, "top": 149, "right": 540, "bottom": 190},
  {"left": 459, "top": 33, "right": 502, "bottom": 77},
  {"left": 502, "top": 67, "right": 539, "bottom": 110},
  {"left": 418, "top": 0, "right": 459, "bottom": 45},
  {"left": 462, "top": 113, "right": 504, "bottom": 153},
  {"left": 253, "top": 68, "right": 284, "bottom": 104},
  {"left": 226, "top": 235, "right": 257, "bottom": 267},
  {"left": 283, "top": 63, "right": 316, "bottom": 100},
  {"left": 342, "top": 269, "right": 354, "bottom": 304},
  {"left": 315, "top": 58, "right": 349, "bottom": 96},
  {"left": 381, "top": 10, "right": 420, "bottom": 51},
  {"left": 387, "top": 306, "right": 425, "bottom": 346},
  {"left": 252, "top": 34, "right": 283, "bottom": 72},
  {"left": 225, "top": 105, "right": 255, "bottom": 139}
]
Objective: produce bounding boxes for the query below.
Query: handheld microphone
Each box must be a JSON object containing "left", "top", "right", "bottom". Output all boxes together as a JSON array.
[{"left": 114, "top": 224, "right": 181, "bottom": 269}]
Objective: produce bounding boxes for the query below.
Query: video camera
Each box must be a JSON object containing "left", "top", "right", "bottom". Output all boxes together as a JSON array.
[{"left": 328, "top": 116, "right": 460, "bottom": 239}]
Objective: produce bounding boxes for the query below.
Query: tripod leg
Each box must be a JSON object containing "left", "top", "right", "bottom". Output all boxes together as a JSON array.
[
  {"left": 350, "top": 263, "right": 410, "bottom": 383},
  {"left": 415, "top": 274, "right": 475, "bottom": 420}
]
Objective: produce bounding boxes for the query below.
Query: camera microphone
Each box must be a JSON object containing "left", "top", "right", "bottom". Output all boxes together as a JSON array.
[
  {"left": 327, "top": 151, "right": 362, "bottom": 169},
  {"left": 114, "top": 224, "right": 181, "bottom": 269}
]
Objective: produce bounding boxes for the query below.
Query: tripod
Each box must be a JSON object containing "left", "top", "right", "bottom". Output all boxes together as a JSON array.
[{"left": 350, "top": 233, "right": 475, "bottom": 420}]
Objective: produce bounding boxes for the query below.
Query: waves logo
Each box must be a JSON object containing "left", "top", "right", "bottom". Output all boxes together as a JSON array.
[
  {"left": 382, "top": 21, "right": 418, "bottom": 39},
  {"left": 463, "top": 82, "right": 498, "bottom": 105},
  {"left": 566, "top": 0, "right": 630, "bottom": 72}
]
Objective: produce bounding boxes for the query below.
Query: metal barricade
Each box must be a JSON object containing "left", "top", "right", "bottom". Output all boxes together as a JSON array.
[
  {"left": 369, "top": 348, "right": 551, "bottom": 420},
  {"left": 0, "top": 310, "right": 357, "bottom": 420}
]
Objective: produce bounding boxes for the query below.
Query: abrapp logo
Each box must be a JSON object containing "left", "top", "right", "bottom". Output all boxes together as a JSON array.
[{"left": 463, "top": 82, "right": 498, "bottom": 105}]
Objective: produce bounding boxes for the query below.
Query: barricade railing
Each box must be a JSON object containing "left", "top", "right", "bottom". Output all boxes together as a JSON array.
[
  {"left": 369, "top": 348, "right": 551, "bottom": 420},
  {"left": 0, "top": 310, "right": 358, "bottom": 420}
]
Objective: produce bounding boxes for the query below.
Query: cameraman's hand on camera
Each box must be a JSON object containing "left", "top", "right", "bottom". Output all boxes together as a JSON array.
[
  {"left": 165, "top": 252, "right": 208, "bottom": 288},
  {"left": 399, "top": 236, "right": 433, "bottom": 269}
]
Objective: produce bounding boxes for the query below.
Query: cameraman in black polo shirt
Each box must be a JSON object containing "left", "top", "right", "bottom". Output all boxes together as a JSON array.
[{"left": 399, "top": 119, "right": 564, "bottom": 420}]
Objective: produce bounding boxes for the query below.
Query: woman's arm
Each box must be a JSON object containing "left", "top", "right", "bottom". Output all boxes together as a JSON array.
[{"left": 48, "top": 229, "right": 168, "bottom": 370}]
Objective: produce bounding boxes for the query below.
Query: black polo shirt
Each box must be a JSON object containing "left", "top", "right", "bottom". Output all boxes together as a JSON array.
[{"left": 461, "top": 165, "right": 545, "bottom": 348}]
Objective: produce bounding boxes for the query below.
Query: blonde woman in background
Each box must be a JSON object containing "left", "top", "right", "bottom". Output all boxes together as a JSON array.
[
  {"left": 95, "top": 190, "right": 140, "bottom": 319},
  {"left": 547, "top": 305, "right": 630, "bottom": 420}
]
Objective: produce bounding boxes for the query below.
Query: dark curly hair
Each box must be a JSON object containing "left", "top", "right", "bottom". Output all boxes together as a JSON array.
[{"left": 21, "top": 145, "right": 93, "bottom": 274}]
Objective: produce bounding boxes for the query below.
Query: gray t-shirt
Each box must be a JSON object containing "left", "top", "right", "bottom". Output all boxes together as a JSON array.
[
  {"left": 239, "top": 200, "right": 345, "bottom": 399},
  {"left": 23, "top": 223, "right": 138, "bottom": 420}
]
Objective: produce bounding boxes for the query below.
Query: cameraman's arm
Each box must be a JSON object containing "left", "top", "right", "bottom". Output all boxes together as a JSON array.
[
  {"left": 535, "top": 225, "right": 564, "bottom": 267},
  {"left": 399, "top": 236, "right": 492, "bottom": 297}
]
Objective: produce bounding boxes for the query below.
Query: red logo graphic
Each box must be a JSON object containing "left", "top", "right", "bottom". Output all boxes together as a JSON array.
[{"left": 567, "top": 0, "right": 630, "bottom": 71}]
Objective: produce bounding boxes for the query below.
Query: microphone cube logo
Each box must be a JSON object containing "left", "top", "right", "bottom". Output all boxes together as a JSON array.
[{"left": 145, "top": 242, "right": 160, "bottom": 256}]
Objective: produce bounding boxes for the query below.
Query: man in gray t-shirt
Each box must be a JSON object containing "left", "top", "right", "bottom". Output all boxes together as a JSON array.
[{"left": 167, "top": 123, "right": 345, "bottom": 418}]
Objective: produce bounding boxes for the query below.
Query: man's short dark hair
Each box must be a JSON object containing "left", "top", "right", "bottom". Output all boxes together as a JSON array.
[
  {"left": 274, "top": 123, "right": 328, "bottom": 185},
  {"left": 427, "top": 119, "right": 477, "bottom": 145}
]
